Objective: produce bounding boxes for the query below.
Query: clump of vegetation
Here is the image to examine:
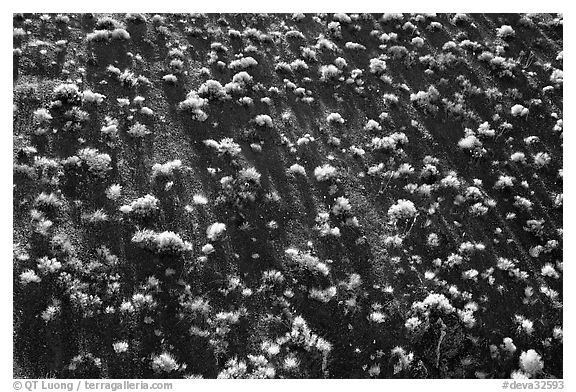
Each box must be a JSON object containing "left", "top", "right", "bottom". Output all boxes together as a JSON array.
[
  {"left": 151, "top": 159, "right": 182, "bottom": 181},
  {"left": 120, "top": 194, "right": 159, "bottom": 218},
  {"left": 254, "top": 114, "right": 273, "bottom": 127},
  {"left": 387, "top": 199, "right": 417, "bottom": 223},
  {"left": 198, "top": 80, "right": 230, "bottom": 101},
  {"left": 178, "top": 91, "right": 208, "bottom": 121},
  {"left": 127, "top": 122, "right": 150, "bottom": 138},
  {"left": 496, "top": 25, "right": 515, "bottom": 40},
  {"left": 63, "top": 148, "right": 112, "bottom": 179},
  {"left": 314, "top": 164, "right": 337, "bottom": 182},
  {"left": 52, "top": 83, "right": 81, "bottom": 106},
  {"left": 132, "top": 229, "right": 192, "bottom": 255}
]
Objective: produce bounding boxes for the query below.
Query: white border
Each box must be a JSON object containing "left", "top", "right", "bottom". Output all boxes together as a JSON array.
[{"left": 3, "top": 4, "right": 571, "bottom": 390}]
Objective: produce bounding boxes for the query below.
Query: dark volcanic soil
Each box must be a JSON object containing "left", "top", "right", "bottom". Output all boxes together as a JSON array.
[{"left": 13, "top": 13, "right": 562, "bottom": 379}]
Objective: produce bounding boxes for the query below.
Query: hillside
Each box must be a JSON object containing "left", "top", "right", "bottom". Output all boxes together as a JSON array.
[{"left": 13, "top": 13, "right": 563, "bottom": 379}]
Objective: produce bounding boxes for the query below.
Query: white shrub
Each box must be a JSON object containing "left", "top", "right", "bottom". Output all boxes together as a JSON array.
[
  {"left": 427, "top": 233, "right": 440, "bottom": 247},
  {"left": 319, "top": 64, "right": 341, "bottom": 82},
  {"left": 326, "top": 112, "right": 344, "bottom": 124},
  {"left": 390, "top": 347, "right": 414, "bottom": 374},
  {"left": 231, "top": 71, "right": 253, "bottom": 88},
  {"left": 198, "top": 80, "right": 229, "bottom": 101},
  {"left": 515, "top": 315, "right": 534, "bottom": 335},
  {"left": 86, "top": 30, "right": 111, "bottom": 42},
  {"left": 411, "top": 37, "right": 425, "bottom": 47},
  {"left": 301, "top": 47, "right": 317, "bottom": 62},
  {"left": 284, "top": 29, "right": 306, "bottom": 41},
  {"left": 201, "top": 244, "right": 215, "bottom": 254},
  {"left": 384, "top": 235, "right": 403, "bottom": 248},
  {"left": 458, "top": 134, "right": 482, "bottom": 150},
  {"left": 111, "top": 28, "right": 130, "bottom": 40},
  {"left": 117, "top": 97, "right": 130, "bottom": 107},
  {"left": 34, "top": 192, "right": 63, "bottom": 210},
  {"left": 457, "top": 308, "right": 476, "bottom": 328},
  {"left": 510, "top": 152, "right": 526, "bottom": 163},
  {"left": 332, "top": 196, "right": 351, "bottom": 216},
  {"left": 477, "top": 122, "right": 495, "bottom": 137},
  {"left": 207, "top": 222, "right": 226, "bottom": 241},
  {"left": 533, "top": 152, "right": 551, "bottom": 168},
  {"left": 550, "top": 69, "right": 563, "bottom": 84},
  {"left": 496, "top": 25, "right": 515, "bottom": 39},
  {"left": 76, "top": 148, "right": 112, "bottom": 177},
  {"left": 371, "top": 136, "right": 397, "bottom": 151},
  {"left": 381, "top": 13, "right": 404, "bottom": 23},
  {"left": 105, "top": 184, "right": 122, "bottom": 200},
  {"left": 405, "top": 316, "right": 421, "bottom": 331},
  {"left": 132, "top": 230, "right": 191, "bottom": 255},
  {"left": 127, "top": 122, "right": 150, "bottom": 138},
  {"left": 53, "top": 83, "right": 81, "bottom": 103},
  {"left": 163, "top": 74, "right": 178, "bottom": 83},
  {"left": 511, "top": 104, "right": 529, "bottom": 117},
  {"left": 469, "top": 202, "right": 489, "bottom": 216},
  {"left": 82, "top": 90, "right": 106, "bottom": 105},
  {"left": 120, "top": 194, "right": 159, "bottom": 217},
  {"left": 369, "top": 311, "right": 386, "bottom": 323},
  {"left": 151, "top": 159, "right": 182, "bottom": 180},
  {"left": 511, "top": 370, "right": 529, "bottom": 379},
  {"left": 296, "top": 134, "right": 315, "bottom": 145},
  {"left": 140, "top": 107, "right": 153, "bottom": 116},
  {"left": 379, "top": 32, "right": 398, "bottom": 43},
  {"left": 333, "top": 13, "right": 351, "bottom": 23},
  {"left": 87, "top": 28, "right": 130, "bottom": 42},
  {"left": 519, "top": 350, "right": 544, "bottom": 377},
  {"left": 410, "top": 86, "right": 440, "bottom": 111},
  {"left": 228, "top": 56, "right": 258, "bottom": 70},
  {"left": 388, "top": 199, "right": 417, "bottom": 221},
  {"left": 314, "top": 164, "right": 337, "bottom": 181},
  {"left": 309, "top": 286, "right": 337, "bottom": 303},
  {"left": 369, "top": 57, "right": 387, "bottom": 74},
  {"left": 101, "top": 117, "right": 119, "bottom": 137},
  {"left": 349, "top": 145, "right": 365, "bottom": 157},
  {"left": 285, "top": 248, "right": 331, "bottom": 276},
  {"left": 290, "top": 59, "right": 308, "bottom": 71},
  {"left": 33, "top": 108, "right": 52, "bottom": 124},
  {"left": 315, "top": 212, "right": 340, "bottom": 237},
  {"left": 287, "top": 164, "right": 306, "bottom": 177},
  {"left": 238, "top": 167, "right": 261, "bottom": 184},
  {"left": 203, "top": 138, "right": 241, "bottom": 157},
  {"left": 553, "top": 327, "right": 563, "bottom": 341},
  {"left": 364, "top": 119, "right": 381, "bottom": 131},
  {"left": 514, "top": 196, "right": 533, "bottom": 211},
  {"left": 113, "top": 341, "right": 129, "bottom": 354},
  {"left": 442, "top": 41, "right": 457, "bottom": 51},
  {"left": 315, "top": 35, "right": 338, "bottom": 51},
  {"left": 254, "top": 114, "right": 273, "bottom": 127},
  {"left": 178, "top": 91, "right": 208, "bottom": 121},
  {"left": 541, "top": 263, "right": 559, "bottom": 279},
  {"left": 412, "top": 293, "right": 454, "bottom": 315},
  {"left": 20, "top": 269, "right": 41, "bottom": 285},
  {"left": 192, "top": 195, "right": 208, "bottom": 205},
  {"left": 345, "top": 41, "right": 366, "bottom": 51},
  {"left": 440, "top": 173, "right": 461, "bottom": 189},
  {"left": 152, "top": 352, "right": 181, "bottom": 373},
  {"left": 494, "top": 175, "right": 515, "bottom": 190},
  {"left": 41, "top": 305, "right": 60, "bottom": 322},
  {"left": 462, "top": 269, "right": 479, "bottom": 280},
  {"left": 500, "top": 337, "right": 517, "bottom": 354}
]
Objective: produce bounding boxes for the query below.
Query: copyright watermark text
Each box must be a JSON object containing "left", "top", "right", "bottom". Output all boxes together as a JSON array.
[
  {"left": 13, "top": 380, "right": 173, "bottom": 392},
  {"left": 502, "top": 380, "right": 564, "bottom": 390}
]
